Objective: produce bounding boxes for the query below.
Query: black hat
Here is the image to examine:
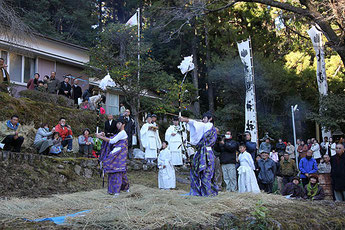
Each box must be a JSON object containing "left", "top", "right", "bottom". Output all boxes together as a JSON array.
[
  {"left": 172, "top": 116, "right": 179, "bottom": 121},
  {"left": 152, "top": 114, "right": 157, "bottom": 118},
  {"left": 116, "top": 117, "right": 127, "bottom": 125}
]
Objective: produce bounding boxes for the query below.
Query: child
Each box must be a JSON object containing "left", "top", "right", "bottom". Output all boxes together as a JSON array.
[
  {"left": 50, "top": 132, "right": 62, "bottom": 155},
  {"left": 158, "top": 141, "right": 176, "bottom": 190}
]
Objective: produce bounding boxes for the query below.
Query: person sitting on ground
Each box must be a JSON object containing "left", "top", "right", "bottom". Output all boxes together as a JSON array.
[
  {"left": 80, "top": 99, "right": 90, "bottom": 110},
  {"left": 303, "top": 175, "right": 325, "bottom": 200},
  {"left": 158, "top": 141, "right": 176, "bottom": 190},
  {"left": 50, "top": 132, "right": 62, "bottom": 155},
  {"left": 0, "top": 115, "right": 24, "bottom": 152},
  {"left": 55, "top": 117, "right": 73, "bottom": 152},
  {"left": 281, "top": 176, "right": 304, "bottom": 198},
  {"left": 34, "top": 123, "right": 55, "bottom": 154},
  {"left": 318, "top": 154, "right": 331, "bottom": 174},
  {"left": 36, "top": 80, "right": 46, "bottom": 92},
  {"left": 27, "top": 73, "right": 40, "bottom": 90},
  {"left": 78, "top": 128, "right": 94, "bottom": 157},
  {"left": 257, "top": 151, "right": 276, "bottom": 193}
]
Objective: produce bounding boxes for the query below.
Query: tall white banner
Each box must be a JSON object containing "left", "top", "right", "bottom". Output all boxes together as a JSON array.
[
  {"left": 307, "top": 26, "right": 331, "bottom": 138},
  {"left": 237, "top": 38, "right": 258, "bottom": 144}
]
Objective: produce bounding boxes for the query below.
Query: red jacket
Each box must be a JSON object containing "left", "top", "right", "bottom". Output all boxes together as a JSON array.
[
  {"left": 27, "top": 78, "right": 37, "bottom": 90},
  {"left": 55, "top": 124, "right": 73, "bottom": 140}
]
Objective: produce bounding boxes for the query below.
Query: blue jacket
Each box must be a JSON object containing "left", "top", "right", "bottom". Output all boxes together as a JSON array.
[{"left": 299, "top": 157, "right": 318, "bottom": 178}]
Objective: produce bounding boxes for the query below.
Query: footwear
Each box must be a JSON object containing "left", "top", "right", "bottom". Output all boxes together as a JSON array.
[
  {"left": 113, "top": 193, "right": 120, "bottom": 197},
  {"left": 126, "top": 189, "right": 130, "bottom": 193},
  {"left": 67, "top": 149, "right": 73, "bottom": 153}
]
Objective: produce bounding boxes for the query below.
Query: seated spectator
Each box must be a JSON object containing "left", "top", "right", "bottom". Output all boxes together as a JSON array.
[
  {"left": 78, "top": 128, "right": 94, "bottom": 157},
  {"left": 36, "top": 80, "right": 46, "bottom": 92},
  {"left": 303, "top": 175, "right": 325, "bottom": 200},
  {"left": 0, "top": 115, "right": 24, "bottom": 152},
  {"left": 55, "top": 117, "right": 73, "bottom": 152},
  {"left": 34, "top": 123, "right": 55, "bottom": 154},
  {"left": 58, "top": 76, "right": 71, "bottom": 98},
  {"left": 50, "top": 132, "right": 62, "bottom": 155},
  {"left": 281, "top": 176, "right": 304, "bottom": 198},
  {"left": 318, "top": 154, "right": 331, "bottom": 174},
  {"left": 27, "top": 73, "right": 40, "bottom": 90},
  {"left": 80, "top": 99, "right": 90, "bottom": 110}
]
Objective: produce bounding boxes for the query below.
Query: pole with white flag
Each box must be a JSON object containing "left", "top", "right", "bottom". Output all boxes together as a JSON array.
[
  {"left": 307, "top": 26, "right": 331, "bottom": 139},
  {"left": 237, "top": 37, "right": 259, "bottom": 144}
]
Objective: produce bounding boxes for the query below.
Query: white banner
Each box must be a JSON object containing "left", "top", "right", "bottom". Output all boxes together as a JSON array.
[
  {"left": 126, "top": 10, "right": 138, "bottom": 26},
  {"left": 307, "top": 26, "right": 331, "bottom": 138},
  {"left": 237, "top": 38, "right": 258, "bottom": 143}
]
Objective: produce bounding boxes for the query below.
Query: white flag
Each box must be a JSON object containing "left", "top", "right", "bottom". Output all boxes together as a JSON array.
[
  {"left": 126, "top": 11, "right": 138, "bottom": 26},
  {"left": 237, "top": 38, "right": 258, "bottom": 144},
  {"left": 178, "top": 55, "right": 194, "bottom": 74},
  {"left": 99, "top": 73, "right": 116, "bottom": 91}
]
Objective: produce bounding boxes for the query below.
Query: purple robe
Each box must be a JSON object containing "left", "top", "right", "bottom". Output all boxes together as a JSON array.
[
  {"left": 189, "top": 126, "right": 218, "bottom": 196},
  {"left": 100, "top": 134, "right": 129, "bottom": 194}
]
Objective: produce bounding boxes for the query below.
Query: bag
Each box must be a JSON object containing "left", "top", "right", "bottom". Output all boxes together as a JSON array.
[{"left": 132, "top": 135, "right": 137, "bottom": 146}]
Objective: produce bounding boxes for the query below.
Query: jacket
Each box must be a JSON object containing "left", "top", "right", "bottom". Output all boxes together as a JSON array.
[
  {"left": 0, "top": 121, "right": 22, "bottom": 142},
  {"left": 257, "top": 158, "right": 276, "bottom": 184},
  {"left": 54, "top": 124, "right": 73, "bottom": 140},
  {"left": 281, "top": 182, "right": 304, "bottom": 198},
  {"left": 47, "top": 78, "right": 60, "bottom": 94},
  {"left": 0, "top": 67, "right": 10, "bottom": 83},
  {"left": 276, "top": 142, "right": 286, "bottom": 153},
  {"left": 104, "top": 120, "right": 117, "bottom": 137},
  {"left": 280, "top": 159, "right": 298, "bottom": 177},
  {"left": 299, "top": 157, "right": 318, "bottom": 179},
  {"left": 58, "top": 82, "right": 72, "bottom": 98},
  {"left": 303, "top": 184, "right": 325, "bottom": 200},
  {"left": 218, "top": 139, "right": 239, "bottom": 164},
  {"left": 34, "top": 128, "right": 53, "bottom": 145},
  {"left": 123, "top": 116, "right": 136, "bottom": 147},
  {"left": 78, "top": 135, "right": 94, "bottom": 145},
  {"left": 82, "top": 89, "right": 92, "bottom": 100},
  {"left": 331, "top": 154, "right": 345, "bottom": 191},
  {"left": 311, "top": 143, "right": 321, "bottom": 159},
  {"left": 245, "top": 141, "right": 257, "bottom": 160},
  {"left": 259, "top": 142, "right": 271, "bottom": 153},
  {"left": 72, "top": 85, "right": 82, "bottom": 101},
  {"left": 27, "top": 78, "right": 38, "bottom": 90}
]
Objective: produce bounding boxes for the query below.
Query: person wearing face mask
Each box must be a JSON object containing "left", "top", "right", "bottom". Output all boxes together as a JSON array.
[
  {"left": 299, "top": 150, "right": 318, "bottom": 187},
  {"left": 303, "top": 175, "right": 325, "bottom": 200},
  {"left": 217, "top": 131, "right": 239, "bottom": 192},
  {"left": 34, "top": 123, "right": 55, "bottom": 154},
  {"left": 55, "top": 117, "right": 73, "bottom": 152}
]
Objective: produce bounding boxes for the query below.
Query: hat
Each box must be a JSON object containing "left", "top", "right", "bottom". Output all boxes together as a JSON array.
[
  {"left": 152, "top": 114, "right": 157, "bottom": 118},
  {"left": 116, "top": 117, "right": 127, "bottom": 125},
  {"left": 172, "top": 116, "right": 179, "bottom": 121}
]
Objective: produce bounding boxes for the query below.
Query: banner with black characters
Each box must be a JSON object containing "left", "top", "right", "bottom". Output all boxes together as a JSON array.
[{"left": 237, "top": 38, "right": 258, "bottom": 144}]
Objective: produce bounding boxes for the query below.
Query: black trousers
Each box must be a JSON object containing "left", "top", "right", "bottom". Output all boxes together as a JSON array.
[
  {"left": 302, "top": 178, "right": 309, "bottom": 187},
  {"left": 282, "top": 176, "right": 294, "bottom": 186},
  {"left": 259, "top": 182, "right": 273, "bottom": 193},
  {"left": 2, "top": 135, "right": 24, "bottom": 152}
]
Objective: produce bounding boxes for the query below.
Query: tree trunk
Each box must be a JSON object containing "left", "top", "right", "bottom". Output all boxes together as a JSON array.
[
  {"left": 205, "top": 21, "right": 214, "bottom": 113},
  {"left": 130, "top": 97, "right": 142, "bottom": 150},
  {"left": 191, "top": 20, "right": 200, "bottom": 117},
  {"left": 98, "top": 0, "right": 103, "bottom": 31}
]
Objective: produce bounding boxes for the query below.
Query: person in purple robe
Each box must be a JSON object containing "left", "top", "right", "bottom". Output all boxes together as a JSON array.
[
  {"left": 96, "top": 117, "right": 129, "bottom": 197},
  {"left": 180, "top": 112, "right": 218, "bottom": 196}
]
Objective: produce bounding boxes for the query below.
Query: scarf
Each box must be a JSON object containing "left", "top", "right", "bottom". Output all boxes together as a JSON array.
[
  {"left": 6, "top": 120, "right": 19, "bottom": 131},
  {"left": 307, "top": 182, "right": 319, "bottom": 198}
]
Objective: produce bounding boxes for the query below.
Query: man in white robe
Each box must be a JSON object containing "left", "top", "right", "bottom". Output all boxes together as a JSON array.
[
  {"left": 165, "top": 117, "right": 187, "bottom": 166},
  {"left": 140, "top": 115, "right": 162, "bottom": 164},
  {"left": 158, "top": 141, "right": 176, "bottom": 189}
]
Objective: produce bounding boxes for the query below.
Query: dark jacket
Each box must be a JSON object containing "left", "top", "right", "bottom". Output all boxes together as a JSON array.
[
  {"left": 71, "top": 85, "right": 82, "bottom": 104},
  {"left": 122, "top": 116, "right": 136, "bottom": 147},
  {"left": 218, "top": 139, "right": 239, "bottom": 164},
  {"left": 245, "top": 141, "right": 257, "bottom": 161},
  {"left": 27, "top": 78, "right": 38, "bottom": 90},
  {"left": 281, "top": 182, "right": 304, "bottom": 198},
  {"left": 299, "top": 157, "right": 318, "bottom": 179},
  {"left": 257, "top": 158, "right": 276, "bottom": 184},
  {"left": 331, "top": 154, "right": 345, "bottom": 191},
  {"left": 82, "top": 89, "right": 92, "bottom": 100},
  {"left": 58, "top": 81, "right": 71, "bottom": 98},
  {"left": 276, "top": 142, "right": 286, "bottom": 153},
  {"left": 104, "top": 120, "right": 117, "bottom": 137},
  {"left": 303, "top": 184, "right": 325, "bottom": 200}
]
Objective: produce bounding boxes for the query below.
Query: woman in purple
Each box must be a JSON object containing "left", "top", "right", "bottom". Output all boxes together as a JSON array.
[{"left": 97, "top": 117, "right": 129, "bottom": 197}]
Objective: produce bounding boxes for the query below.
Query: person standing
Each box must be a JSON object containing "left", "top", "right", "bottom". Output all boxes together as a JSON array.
[
  {"left": 140, "top": 115, "right": 161, "bottom": 164},
  {"left": 47, "top": 71, "right": 60, "bottom": 94},
  {"left": 55, "top": 117, "right": 73, "bottom": 152},
  {"left": 280, "top": 152, "right": 298, "bottom": 185},
  {"left": 276, "top": 138, "right": 286, "bottom": 158},
  {"left": 259, "top": 138, "right": 271, "bottom": 154},
  {"left": 71, "top": 79, "right": 82, "bottom": 106},
  {"left": 299, "top": 150, "right": 318, "bottom": 187},
  {"left": 179, "top": 112, "right": 219, "bottom": 196},
  {"left": 97, "top": 118, "right": 129, "bottom": 196},
  {"left": 158, "top": 141, "right": 176, "bottom": 190},
  {"left": 257, "top": 151, "right": 276, "bottom": 193},
  {"left": 104, "top": 114, "right": 117, "bottom": 137},
  {"left": 0, "top": 58, "right": 10, "bottom": 84},
  {"left": 122, "top": 109, "right": 136, "bottom": 159},
  {"left": 119, "top": 103, "right": 126, "bottom": 116},
  {"left": 165, "top": 116, "right": 186, "bottom": 166},
  {"left": 58, "top": 76, "right": 72, "bottom": 98},
  {"left": 237, "top": 144, "right": 260, "bottom": 193},
  {"left": 286, "top": 142, "right": 295, "bottom": 159},
  {"left": 330, "top": 144, "right": 345, "bottom": 201},
  {"left": 0, "top": 115, "right": 24, "bottom": 152},
  {"left": 245, "top": 132, "right": 257, "bottom": 161},
  {"left": 27, "top": 73, "right": 40, "bottom": 90},
  {"left": 320, "top": 137, "right": 329, "bottom": 157},
  {"left": 311, "top": 139, "right": 322, "bottom": 162},
  {"left": 218, "top": 131, "right": 239, "bottom": 192},
  {"left": 328, "top": 137, "right": 336, "bottom": 157},
  {"left": 82, "top": 85, "right": 94, "bottom": 101}
]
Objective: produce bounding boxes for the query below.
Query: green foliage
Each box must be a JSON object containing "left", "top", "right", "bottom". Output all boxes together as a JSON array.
[{"left": 248, "top": 200, "right": 273, "bottom": 230}]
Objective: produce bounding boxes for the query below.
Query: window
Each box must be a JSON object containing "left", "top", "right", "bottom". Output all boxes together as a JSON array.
[
  {"left": 9, "top": 53, "right": 22, "bottom": 82},
  {"left": 106, "top": 93, "right": 119, "bottom": 115},
  {"left": 24, "top": 57, "right": 35, "bottom": 83},
  {"left": 1, "top": 51, "right": 8, "bottom": 64}
]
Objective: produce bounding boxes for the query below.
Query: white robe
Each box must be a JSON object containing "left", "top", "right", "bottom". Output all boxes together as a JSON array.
[
  {"left": 238, "top": 151, "right": 260, "bottom": 193},
  {"left": 158, "top": 148, "right": 176, "bottom": 189},
  {"left": 165, "top": 125, "right": 187, "bottom": 166},
  {"left": 187, "top": 120, "right": 213, "bottom": 145},
  {"left": 140, "top": 122, "right": 162, "bottom": 159}
]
